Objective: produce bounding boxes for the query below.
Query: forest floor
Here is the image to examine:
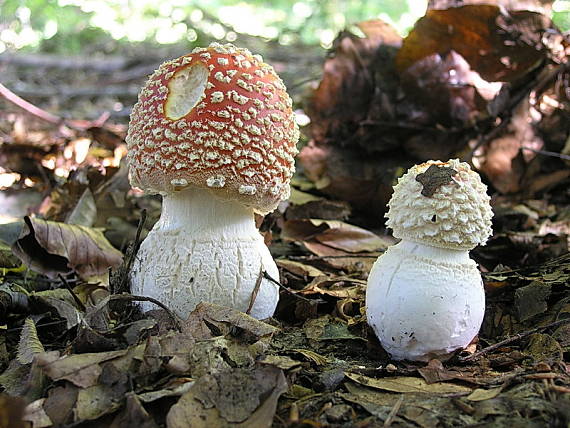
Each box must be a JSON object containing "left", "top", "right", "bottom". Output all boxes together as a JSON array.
[{"left": 1, "top": 11, "right": 570, "bottom": 427}]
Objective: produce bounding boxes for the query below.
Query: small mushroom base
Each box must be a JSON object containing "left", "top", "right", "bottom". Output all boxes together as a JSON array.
[{"left": 366, "top": 240, "right": 485, "bottom": 361}]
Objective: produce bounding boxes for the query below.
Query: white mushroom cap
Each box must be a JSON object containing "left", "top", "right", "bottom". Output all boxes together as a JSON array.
[
  {"left": 126, "top": 42, "right": 299, "bottom": 214},
  {"left": 386, "top": 159, "right": 493, "bottom": 250}
]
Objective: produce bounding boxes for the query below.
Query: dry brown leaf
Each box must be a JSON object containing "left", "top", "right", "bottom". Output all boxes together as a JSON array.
[
  {"left": 109, "top": 393, "right": 158, "bottom": 428},
  {"left": 301, "top": 276, "right": 366, "bottom": 299},
  {"left": 345, "top": 372, "right": 472, "bottom": 394},
  {"left": 11, "top": 216, "right": 123, "bottom": 281},
  {"left": 282, "top": 219, "right": 389, "bottom": 253},
  {"left": 0, "top": 393, "right": 27, "bottom": 428},
  {"left": 276, "top": 259, "right": 325, "bottom": 278},
  {"left": 182, "top": 302, "right": 278, "bottom": 341},
  {"left": 396, "top": 5, "right": 550, "bottom": 82},
  {"left": 36, "top": 348, "right": 129, "bottom": 388},
  {"left": 22, "top": 399, "right": 52, "bottom": 428},
  {"left": 166, "top": 366, "right": 287, "bottom": 428},
  {"left": 466, "top": 387, "right": 504, "bottom": 401}
]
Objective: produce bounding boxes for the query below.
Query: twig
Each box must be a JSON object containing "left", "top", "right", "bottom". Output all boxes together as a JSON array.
[
  {"left": 0, "top": 82, "right": 62, "bottom": 124},
  {"left": 0, "top": 82, "right": 111, "bottom": 130},
  {"left": 288, "top": 254, "right": 379, "bottom": 261},
  {"left": 262, "top": 271, "right": 324, "bottom": 304},
  {"left": 521, "top": 146, "right": 570, "bottom": 161},
  {"left": 58, "top": 274, "right": 86, "bottom": 311},
  {"left": 0, "top": 52, "right": 130, "bottom": 71},
  {"left": 109, "top": 294, "right": 182, "bottom": 332},
  {"left": 383, "top": 395, "right": 404, "bottom": 427},
  {"left": 246, "top": 265, "right": 264, "bottom": 315},
  {"left": 116, "top": 209, "right": 146, "bottom": 294},
  {"left": 459, "top": 318, "right": 570, "bottom": 363}
]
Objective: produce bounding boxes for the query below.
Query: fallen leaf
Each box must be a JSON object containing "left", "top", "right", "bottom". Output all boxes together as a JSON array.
[
  {"left": 301, "top": 276, "right": 366, "bottom": 299},
  {"left": 182, "top": 302, "right": 278, "bottom": 341},
  {"left": 282, "top": 219, "right": 390, "bottom": 253},
  {"left": 11, "top": 216, "right": 123, "bottom": 281},
  {"left": 37, "top": 348, "right": 129, "bottom": 388},
  {"left": 137, "top": 381, "right": 195, "bottom": 403},
  {"left": 75, "top": 384, "right": 123, "bottom": 421},
  {"left": 259, "top": 354, "right": 302, "bottom": 370},
  {"left": 109, "top": 392, "right": 158, "bottom": 428},
  {"left": 396, "top": 5, "right": 550, "bottom": 82},
  {"left": 304, "top": 315, "right": 364, "bottom": 341},
  {"left": 466, "top": 387, "right": 503, "bottom": 401},
  {"left": 345, "top": 372, "right": 472, "bottom": 394},
  {"left": 32, "top": 292, "right": 82, "bottom": 329},
  {"left": 0, "top": 393, "right": 26, "bottom": 428},
  {"left": 290, "top": 348, "right": 329, "bottom": 366},
  {"left": 22, "top": 399, "right": 52, "bottom": 428},
  {"left": 42, "top": 383, "right": 78, "bottom": 426},
  {"left": 276, "top": 259, "right": 325, "bottom": 278},
  {"left": 65, "top": 187, "right": 97, "bottom": 227},
  {"left": 166, "top": 366, "right": 287, "bottom": 428}
]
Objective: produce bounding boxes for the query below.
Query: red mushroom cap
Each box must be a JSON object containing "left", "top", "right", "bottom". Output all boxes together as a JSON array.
[{"left": 126, "top": 43, "right": 299, "bottom": 213}]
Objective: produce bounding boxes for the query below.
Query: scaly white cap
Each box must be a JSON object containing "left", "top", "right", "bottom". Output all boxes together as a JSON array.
[{"left": 386, "top": 159, "right": 493, "bottom": 250}]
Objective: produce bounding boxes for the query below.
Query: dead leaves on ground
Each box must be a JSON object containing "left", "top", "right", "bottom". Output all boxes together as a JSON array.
[
  {"left": 6, "top": 216, "right": 123, "bottom": 282},
  {"left": 6, "top": 303, "right": 289, "bottom": 427},
  {"left": 303, "top": 3, "right": 570, "bottom": 218}
]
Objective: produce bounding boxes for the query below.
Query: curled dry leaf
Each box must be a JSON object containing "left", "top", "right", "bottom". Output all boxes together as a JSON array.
[
  {"left": 166, "top": 366, "right": 287, "bottom": 428},
  {"left": 396, "top": 5, "right": 551, "bottom": 82},
  {"left": 301, "top": 276, "right": 366, "bottom": 299},
  {"left": 276, "top": 259, "right": 325, "bottom": 278},
  {"left": 345, "top": 372, "right": 472, "bottom": 394},
  {"left": 182, "top": 302, "right": 278, "bottom": 341},
  {"left": 0, "top": 393, "right": 27, "bottom": 428},
  {"left": 11, "top": 216, "right": 123, "bottom": 281},
  {"left": 282, "top": 219, "right": 391, "bottom": 253}
]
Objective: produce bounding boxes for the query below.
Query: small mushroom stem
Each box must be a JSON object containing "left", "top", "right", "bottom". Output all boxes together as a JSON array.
[
  {"left": 130, "top": 187, "right": 280, "bottom": 319},
  {"left": 390, "top": 240, "right": 470, "bottom": 264}
]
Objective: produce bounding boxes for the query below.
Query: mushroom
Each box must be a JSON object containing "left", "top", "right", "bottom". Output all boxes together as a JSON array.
[
  {"left": 366, "top": 159, "right": 493, "bottom": 361},
  {"left": 126, "top": 43, "right": 299, "bottom": 319}
]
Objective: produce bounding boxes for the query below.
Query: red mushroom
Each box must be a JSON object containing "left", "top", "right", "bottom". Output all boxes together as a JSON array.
[{"left": 126, "top": 43, "right": 299, "bottom": 319}]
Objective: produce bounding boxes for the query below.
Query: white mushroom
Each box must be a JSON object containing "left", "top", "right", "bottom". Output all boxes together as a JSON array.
[
  {"left": 366, "top": 159, "right": 493, "bottom": 361},
  {"left": 126, "top": 43, "right": 300, "bottom": 319}
]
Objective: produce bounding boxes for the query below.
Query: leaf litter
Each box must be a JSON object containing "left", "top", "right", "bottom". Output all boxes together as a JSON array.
[{"left": 0, "top": 3, "right": 570, "bottom": 427}]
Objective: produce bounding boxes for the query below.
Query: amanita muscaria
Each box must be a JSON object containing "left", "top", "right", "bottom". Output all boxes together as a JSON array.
[
  {"left": 366, "top": 159, "right": 493, "bottom": 361},
  {"left": 126, "top": 43, "right": 299, "bottom": 319}
]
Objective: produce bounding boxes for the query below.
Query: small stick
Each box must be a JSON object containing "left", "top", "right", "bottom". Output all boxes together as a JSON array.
[
  {"left": 459, "top": 318, "right": 570, "bottom": 363},
  {"left": 246, "top": 265, "right": 264, "bottom": 315},
  {"left": 109, "top": 293, "right": 182, "bottom": 332},
  {"left": 116, "top": 209, "right": 146, "bottom": 294},
  {"left": 58, "top": 274, "right": 86, "bottom": 311},
  {"left": 0, "top": 82, "right": 62, "bottom": 124},
  {"left": 262, "top": 271, "right": 324, "bottom": 304},
  {"left": 383, "top": 395, "right": 404, "bottom": 427},
  {"left": 287, "top": 254, "right": 380, "bottom": 261}
]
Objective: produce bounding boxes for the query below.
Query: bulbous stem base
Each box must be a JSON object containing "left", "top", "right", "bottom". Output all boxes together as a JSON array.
[
  {"left": 366, "top": 240, "right": 485, "bottom": 361},
  {"left": 130, "top": 188, "right": 279, "bottom": 319}
]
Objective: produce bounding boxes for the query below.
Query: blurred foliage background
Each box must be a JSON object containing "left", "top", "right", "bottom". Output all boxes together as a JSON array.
[
  {"left": 0, "top": 0, "right": 509, "bottom": 54},
  {"left": 0, "top": 0, "right": 433, "bottom": 54}
]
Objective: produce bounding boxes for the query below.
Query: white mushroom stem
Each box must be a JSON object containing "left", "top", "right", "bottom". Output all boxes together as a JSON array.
[
  {"left": 130, "top": 187, "right": 280, "bottom": 319},
  {"left": 366, "top": 239, "right": 485, "bottom": 361}
]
